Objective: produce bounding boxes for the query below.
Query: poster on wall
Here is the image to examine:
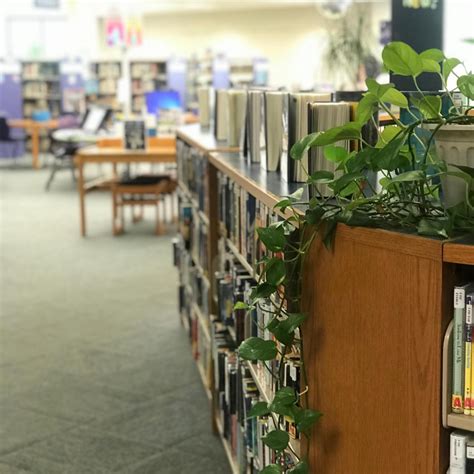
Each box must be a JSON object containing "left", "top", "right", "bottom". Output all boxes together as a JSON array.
[
  {"left": 105, "top": 17, "right": 124, "bottom": 47},
  {"left": 124, "top": 120, "right": 146, "bottom": 150},
  {"left": 126, "top": 17, "right": 143, "bottom": 47}
]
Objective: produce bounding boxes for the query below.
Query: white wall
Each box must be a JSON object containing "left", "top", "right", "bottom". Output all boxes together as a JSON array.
[{"left": 102, "top": 3, "right": 391, "bottom": 90}]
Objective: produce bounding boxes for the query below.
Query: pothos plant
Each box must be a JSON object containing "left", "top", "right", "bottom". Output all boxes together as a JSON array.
[{"left": 236, "top": 41, "right": 474, "bottom": 474}]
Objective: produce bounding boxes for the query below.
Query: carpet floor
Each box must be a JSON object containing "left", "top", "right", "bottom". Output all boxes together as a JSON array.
[{"left": 0, "top": 165, "right": 230, "bottom": 473}]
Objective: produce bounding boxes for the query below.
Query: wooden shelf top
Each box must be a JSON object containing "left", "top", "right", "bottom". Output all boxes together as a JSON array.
[
  {"left": 209, "top": 150, "right": 306, "bottom": 212},
  {"left": 447, "top": 413, "right": 474, "bottom": 432},
  {"left": 177, "top": 124, "right": 239, "bottom": 154},
  {"left": 443, "top": 235, "right": 474, "bottom": 265}
]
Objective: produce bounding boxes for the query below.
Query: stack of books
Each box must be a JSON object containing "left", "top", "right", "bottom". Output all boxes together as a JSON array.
[
  {"left": 452, "top": 282, "right": 474, "bottom": 417},
  {"left": 450, "top": 431, "right": 474, "bottom": 473}
]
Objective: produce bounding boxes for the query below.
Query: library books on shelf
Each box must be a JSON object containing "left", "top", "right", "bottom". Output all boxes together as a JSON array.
[{"left": 173, "top": 124, "right": 474, "bottom": 474}]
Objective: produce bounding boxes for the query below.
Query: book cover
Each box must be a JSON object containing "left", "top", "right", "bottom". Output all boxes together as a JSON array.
[
  {"left": 466, "top": 293, "right": 474, "bottom": 415},
  {"left": 450, "top": 430, "right": 468, "bottom": 470},
  {"left": 453, "top": 283, "right": 474, "bottom": 413}
]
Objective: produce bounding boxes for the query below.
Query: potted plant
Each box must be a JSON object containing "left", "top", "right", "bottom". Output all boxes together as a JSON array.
[{"left": 236, "top": 41, "right": 473, "bottom": 474}]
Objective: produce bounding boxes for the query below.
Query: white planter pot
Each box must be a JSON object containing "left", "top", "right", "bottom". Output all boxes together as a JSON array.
[{"left": 431, "top": 124, "right": 474, "bottom": 208}]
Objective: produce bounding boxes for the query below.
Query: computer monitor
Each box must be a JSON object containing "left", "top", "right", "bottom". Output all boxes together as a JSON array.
[
  {"left": 81, "top": 106, "right": 110, "bottom": 134},
  {"left": 145, "top": 90, "right": 181, "bottom": 116}
]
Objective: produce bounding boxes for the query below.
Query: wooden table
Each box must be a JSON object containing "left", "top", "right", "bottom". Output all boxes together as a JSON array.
[
  {"left": 8, "top": 119, "right": 59, "bottom": 169},
  {"left": 75, "top": 146, "right": 176, "bottom": 237}
]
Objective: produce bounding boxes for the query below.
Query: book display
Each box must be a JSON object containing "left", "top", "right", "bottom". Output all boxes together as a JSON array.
[
  {"left": 86, "top": 61, "right": 121, "bottom": 110},
  {"left": 175, "top": 109, "right": 474, "bottom": 472},
  {"left": 130, "top": 60, "right": 167, "bottom": 113}
]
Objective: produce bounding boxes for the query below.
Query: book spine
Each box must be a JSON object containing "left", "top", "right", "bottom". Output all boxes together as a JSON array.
[
  {"left": 452, "top": 286, "right": 466, "bottom": 413},
  {"left": 465, "top": 295, "right": 473, "bottom": 415},
  {"left": 450, "top": 431, "right": 467, "bottom": 470}
]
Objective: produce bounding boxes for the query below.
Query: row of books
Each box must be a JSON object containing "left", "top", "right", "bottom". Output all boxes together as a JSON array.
[
  {"left": 23, "top": 82, "right": 60, "bottom": 98},
  {"left": 22, "top": 62, "right": 59, "bottom": 79},
  {"left": 213, "top": 320, "right": 298, "bottom": 472},
  {"left": 199, "top": 87, "right": 377, "bottom": 185},
  {"left": 130, "top": 62, "right": 165, "bottom": 79},
  {"left": 452, "top": 282, "right": 474, "bottom": 417},
  {"left": 176, "top": 139, "right": 209, "bottom": 215},
  {"left": 92, "top": 62, "right": 121, "bottom": 79},
  {"left": 450, "top": 431, "right": 474, "bottom": 473},
  {"left": 217, "top": 171, "right": 276, "bottom": 269}
]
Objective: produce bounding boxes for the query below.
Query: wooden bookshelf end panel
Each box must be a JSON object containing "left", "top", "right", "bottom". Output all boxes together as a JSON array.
[{"left": 302, "top": 226, "right": 448, "bottom": 474}]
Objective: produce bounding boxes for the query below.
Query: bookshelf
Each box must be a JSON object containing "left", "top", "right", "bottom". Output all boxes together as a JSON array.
[
  {"left": 130, "top": 60, "right": 167, "bottom": 113},
  {"left": 21, "top": 61, "right": 61, "bottom": 119},
  {"left": 87, "top": 61, "right": 122, "bottom": 110},
  {"left": 174, "top": 123, "right": 474, "bottom": 473}
]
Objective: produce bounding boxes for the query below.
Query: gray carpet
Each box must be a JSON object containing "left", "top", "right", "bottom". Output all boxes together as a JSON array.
[{"left": 0, "top": 166, "right": 230, "bottom": 473}]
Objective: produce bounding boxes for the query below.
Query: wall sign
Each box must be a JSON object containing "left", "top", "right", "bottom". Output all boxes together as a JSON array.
[{"left": 124, "top": 121, "right": 146, "bottom": 150}]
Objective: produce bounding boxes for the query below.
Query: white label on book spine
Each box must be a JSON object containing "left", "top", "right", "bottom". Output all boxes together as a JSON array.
[
  {"left": 454, "top": 288, "right": 465, "bottom": 309},
  {"left": 467, "top": 303, "right": 473, "bottom": 325},
  {"left": 467, "top": 446, "right": 474, "bottom": 458}
]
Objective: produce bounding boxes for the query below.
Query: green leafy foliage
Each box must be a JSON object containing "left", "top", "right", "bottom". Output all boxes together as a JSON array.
[
  {"left": 251, "top": 282, "right": 278, "bottom": 300},
  {"left": 411, "top": 96, "right": 442, "bottom": 119},
  {"left": 382, "top": 41, "right": 423, "bottom": 77},
  {"left": 265, "top": 258, "right": 286, "bottom": 286},
  {"left": 294, "top": 409, "right": 323, "bottom": 434},
  {"left": 457, "top": 74, "right": 474, "bottom": 100},
  {"left": 324, "top": 145, "right": 350, "bottom": 163},
  {"left": 248, "top": 401, "right": 271, "bottom": 419},
  {"left": 238, "top": 337, "right": 278, "bottom": 361},
  {"left": 269, "top": 387, "right": 297, "bottom": 416},
  {"left": 262, "top": 430, "right": 290, "bottom": 451},
  {"left": 257, "top": 226, "right": 286, "bottom": 252},
  {"left": 419, "top": 48, "right": 444, "bottom": 63},
  {"left": 443, "top": 57, "right": 461, "bottom": 82}
]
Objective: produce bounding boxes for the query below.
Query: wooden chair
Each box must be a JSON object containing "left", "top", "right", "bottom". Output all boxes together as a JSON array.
[{"left": 111, "top": 136, "right": 178, "bottom": 236}]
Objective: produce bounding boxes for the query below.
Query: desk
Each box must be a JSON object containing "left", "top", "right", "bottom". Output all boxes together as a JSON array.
[
  {"left": 8, "top": 119, "right": 59, "bottom": 169},
  {"left": 75, "top": 146, "right": 176, "bottom": 237}
]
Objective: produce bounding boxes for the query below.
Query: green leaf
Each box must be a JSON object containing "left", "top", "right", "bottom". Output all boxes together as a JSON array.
[
  {"left": 260, "top": 464, "right": 282, "bottom": 474},
  {"left": 382, "top": 41, "right": 423, "bottom": 77},
  {"left": 269, "top": 387, "right": 297, "bottom": 416},
  {"left": 271, "top": 322, "right": 294, "bottom": 347},
  {"left": 411, "top": 96, "right": 442, "bottom": 119},
  {"left": 356, "top": 93, "right": 378, "bottom": 124},
  {"left": 389, "top": 170, "right": 425, "bottom": 184},
  {"left": 257, "top": 226, "right": 286, "bottom": 252},
  {"left": 234, "top": 301, "right": 251, "bottom": 310},
  {"left": 451, "top": 164, "right": 474, "bottom": 179},
  {"left": 443, "top": 57, "right": 461, "bottom": 82},
  {"left": 308, "top": 170, "right": 334, "bottom": 184},
  {"left": 238, "top": 337, "right": 278, "bottom": 361},
  {"left": 250, "top": 282, "right": 277, "bottom": 300},
  {"left": 262, "top": 429, "right": 290, "bottom": 451},
  {"left": 324, "top": 145, "right": 349, "bottom": 163},
  {"left": 294, "top": 409, "right": 323, "bottom": 434},
  {"left": 375, "top": 125, "right": 403, "bottom": 149},
  {"left": 339, "top": 181, "right": 361, "bottom": 198},
  {"left": 380, "top": 88, "right": 408, "bottom": 108},
  {"left": 332, "top": 172, "right": 364, "bottom": 194},
  {"left": 247, "top": 401, "right": 270, "bottom": 419},
  {"left": 305, "top": 206, "right": 325, "bottom": 225},
  {"left": 279, "top": 313, "right": 307, "bottom": 333},
  {"left": 417, "top": 218, "right": 449, "bottom": 239},
  {"left": 457, "top": 74, "right": 474, "bottom": 100},
  {"left": 288, "top": 187, "right": 304, "bottom": 202},
  {"left": 375, "top": 131, "right": 408, "bottom": 170},
  {"left": 322, "top": 219, "right": 337, "bottom": 249},
  {"left": 308, "top": 122, "right": 361, "bottom": 147},
  {"left": 419, "top": 48, "right": 444, "bottom": 62},
  {"left": 274, "top": 198, "right": 292, "bottom": 212},
  {"left": 288, "top": 461, "right": 309, "bottom": 474},
  {"left": 365, "top": 78, "right": 394, "bottom": 98},
  {"left": 290, "top": 132, "right": 319, "bottom": 161},
  {"left": 421, "top": 58, "right": 441, "bottom": 73},
  {"left": 265, "top": 258, "right": 286, "bottom": 286}
]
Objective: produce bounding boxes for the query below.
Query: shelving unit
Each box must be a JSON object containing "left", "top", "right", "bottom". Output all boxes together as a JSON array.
[
  {"left": 130, "top": 60, "right": 167, "bottom": 113},
  {"left": 21, "top": 61, "right": 61, "bottom": 119},
  {"left": 174, "top": 123, "right": 474, "bottom": 473},
  {"left": 86, "top": 61, "right": 122, "bottom": 111}
]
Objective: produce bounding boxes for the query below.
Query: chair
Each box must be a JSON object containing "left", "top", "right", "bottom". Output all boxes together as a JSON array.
[
  {"left": 45, "top": 107, "right": 111, "bottom": 191},
  {"left": 0, "top": 117, "right": 25, "bottom": 162},
  {"left": 111, "top": 136, "right": 177, "bottom": 236}
]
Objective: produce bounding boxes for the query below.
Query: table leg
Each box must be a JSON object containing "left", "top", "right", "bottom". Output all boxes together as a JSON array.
[
  {"left": 77, "top": 160, "right": 86, "bottom": 237},
  {"left": 31, "top": 126, "right": 40, "bottom": 169}
]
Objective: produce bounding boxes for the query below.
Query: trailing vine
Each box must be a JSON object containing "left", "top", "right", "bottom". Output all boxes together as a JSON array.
[{"left": 236, "top": 41, "right": 474, "bottom": 474}]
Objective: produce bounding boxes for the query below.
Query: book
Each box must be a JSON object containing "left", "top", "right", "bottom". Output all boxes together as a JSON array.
[
  {"left": 198, "top": 86, "right": 211, "bottom": 128},
  {"left": 307, "top": 102, "right": 351, "bottom": 197},
  {"left": 227, "top": 89, "right": 247, "bottom": 148},
  {"left": 288, "top": 92, "right": 332, "bottom": 183},
  {"left": 246, "top": 90, "right": 265, "bottom": 164},
  {"left": 467, "top": 436, "right": 474, "bottom": 473},
  {"left": 453, "top": 283, "right": 474, "bottom": 413},
  {"left": 467, "top": 293, "right": 474, "bottom": 416},
  {"left": 450, "top": 431, "right": 468, "bottom": 472},
  {"left": 264, "top": 91, "right": 288, "bottom": 174},
  {"left": 214, "top": 89, "right": 229, "bottom": 141}
]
